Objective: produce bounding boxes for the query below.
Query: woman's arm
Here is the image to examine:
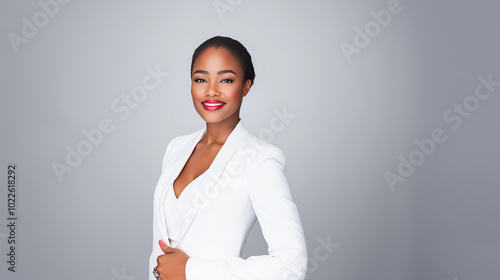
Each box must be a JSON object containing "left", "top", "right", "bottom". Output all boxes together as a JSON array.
[{"left": 185, "top": 147, "right": 308, "bottom": 280}]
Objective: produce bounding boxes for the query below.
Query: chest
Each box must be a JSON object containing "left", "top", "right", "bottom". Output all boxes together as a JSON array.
[{"left": 173, "top": 142, "right": 223, "bottom": 197}]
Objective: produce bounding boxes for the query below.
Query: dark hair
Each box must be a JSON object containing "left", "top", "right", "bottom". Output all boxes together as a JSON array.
[{"left": 191, "top": 36, "right": 255, "bottom": 87}]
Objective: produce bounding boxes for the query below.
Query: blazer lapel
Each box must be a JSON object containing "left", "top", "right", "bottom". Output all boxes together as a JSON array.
[
  {"left": 176, "top": 121, "right": 250, "bottom": 243},
  {"left": 156, "top": 127, "right": 206, "bottom": 246}
]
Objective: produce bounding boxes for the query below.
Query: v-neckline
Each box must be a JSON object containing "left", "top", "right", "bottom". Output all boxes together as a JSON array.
[
  {"left": 172, "top": 130, "right": 215, "bottom": 200},
  {"left": 170, "top": 120, "right": 244, "bottom": 200},
  {"left": 172, "top": 169, "right": 207, "bottom": 200}
]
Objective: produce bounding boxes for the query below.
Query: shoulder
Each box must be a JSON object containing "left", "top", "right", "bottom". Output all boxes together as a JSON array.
[
  {"left": 168, "top": 129, "right": 201, "bottom": 149},
  {"left": 238, "top": 130, "right": 286, "bottom": 170},
  {"left": 161, "top": 127, "right": 204, "bottom": 169}
]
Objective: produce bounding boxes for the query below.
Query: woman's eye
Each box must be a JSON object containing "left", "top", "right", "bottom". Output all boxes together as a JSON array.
[
  {"left": 221, "top": 79, "right": 233, "bottom": 83},
  {"left": 194, "top": 78, "right": 206, "bottom": 83}
]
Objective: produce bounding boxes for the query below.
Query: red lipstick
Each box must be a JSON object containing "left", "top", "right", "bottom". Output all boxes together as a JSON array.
[{"left": 202, "top": 100, "right": 225, "bottom": 111}]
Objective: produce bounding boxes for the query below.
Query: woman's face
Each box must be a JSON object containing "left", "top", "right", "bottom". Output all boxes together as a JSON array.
[{"left": 191, "top": 47, "right": 251, "bottom": 125}]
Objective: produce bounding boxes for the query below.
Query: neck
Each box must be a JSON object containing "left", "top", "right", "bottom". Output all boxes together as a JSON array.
[{"left": 201, "top": 116, "right": 240, "bottom": 145}]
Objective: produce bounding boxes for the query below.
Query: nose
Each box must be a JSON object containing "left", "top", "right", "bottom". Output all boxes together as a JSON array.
[{"left": 206, "top": 81, "right": 220, "bottom": 97}]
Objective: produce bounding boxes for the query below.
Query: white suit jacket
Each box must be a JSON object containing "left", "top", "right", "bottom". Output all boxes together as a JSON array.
[{"left": 149, "top": 120, "right": 308, "bottom": 280}]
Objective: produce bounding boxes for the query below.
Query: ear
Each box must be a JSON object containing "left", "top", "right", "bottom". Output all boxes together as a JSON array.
[{"left": 242, "top": 79, "right": 252, "bottom": 97}]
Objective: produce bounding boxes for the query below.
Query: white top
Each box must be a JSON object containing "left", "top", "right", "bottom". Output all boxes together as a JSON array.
[{"left": 163, "top": 172, "right": 206, "bottom": 246}]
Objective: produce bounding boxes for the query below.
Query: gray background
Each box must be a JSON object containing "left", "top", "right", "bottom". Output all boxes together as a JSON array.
[{"left": 1, "top": 0, "right": 499, "bottom": 279}]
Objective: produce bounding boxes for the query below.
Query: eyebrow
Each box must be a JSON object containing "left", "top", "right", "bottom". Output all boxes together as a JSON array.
[{"left": 193, "top": 70, "right": 237, "bottom": 76}]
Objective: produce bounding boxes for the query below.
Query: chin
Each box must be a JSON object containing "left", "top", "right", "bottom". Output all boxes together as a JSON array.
[
  {"left": 195, "top": 106, "right": 239, "bottom": 124},
  {"left": 199, "top": 113, "right": 239, "bottom": 125},
  {"left": 199, "top": 115, "right": 228, "bottom": 124}
]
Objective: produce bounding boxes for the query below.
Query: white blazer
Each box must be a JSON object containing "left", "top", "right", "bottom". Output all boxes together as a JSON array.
[{"left": 149, "top": 120, "right": 308, "bottom": 280}]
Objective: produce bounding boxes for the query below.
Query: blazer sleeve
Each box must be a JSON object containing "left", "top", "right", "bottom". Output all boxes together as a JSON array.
[{"left": 185, "top": 147, "right": 308, "bottom": 280}]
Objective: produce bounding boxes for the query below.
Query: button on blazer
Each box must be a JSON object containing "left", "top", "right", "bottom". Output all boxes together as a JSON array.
[{"left": 149, "top": 120, "right": 308, "bottom": 280}]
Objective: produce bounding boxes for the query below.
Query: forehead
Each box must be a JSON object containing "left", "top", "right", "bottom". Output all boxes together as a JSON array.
[{"left": 192, "top": 47, "right": 243, "bottom": 73}]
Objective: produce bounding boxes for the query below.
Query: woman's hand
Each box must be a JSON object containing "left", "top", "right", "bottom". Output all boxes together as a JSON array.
[{"left": 155, "top": 240, "right": 189, "bottom": 280}]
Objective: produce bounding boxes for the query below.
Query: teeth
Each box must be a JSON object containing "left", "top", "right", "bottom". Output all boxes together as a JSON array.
[{"left": 203, "top": 103, "right": 224, "bottom": 106}]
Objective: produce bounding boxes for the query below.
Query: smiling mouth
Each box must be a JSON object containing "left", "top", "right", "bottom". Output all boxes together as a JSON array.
[
  {"left": 202, "top": 101, "right": 226, "bottom": 110},
  {"left": 202, "top": 102, "right": 225, "bottom": 106}
]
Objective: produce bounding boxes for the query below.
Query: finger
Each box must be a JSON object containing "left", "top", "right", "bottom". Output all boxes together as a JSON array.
[{"left": 159, "top": 239, "right": 173, "bottom": 254}]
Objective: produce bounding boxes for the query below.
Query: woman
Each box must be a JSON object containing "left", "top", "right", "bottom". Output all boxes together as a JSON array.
[{"left": 149, "top": 36, "right": 307, "bottom": 280}]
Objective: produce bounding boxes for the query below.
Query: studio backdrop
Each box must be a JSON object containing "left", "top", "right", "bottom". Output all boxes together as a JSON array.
[{"left": 1, "top": 0, "right": 499, "bottom": 279}]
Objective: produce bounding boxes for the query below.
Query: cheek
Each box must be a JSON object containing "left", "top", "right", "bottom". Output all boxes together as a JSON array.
[
  {"left": 191, "top": 85, "right": 203, "bottom": 99},
  {"left": 224, "top": 84, "right": 244, "bottom": 99},
  {"left": 227, "top": 92, "right": 242, "bottom": 102}
]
